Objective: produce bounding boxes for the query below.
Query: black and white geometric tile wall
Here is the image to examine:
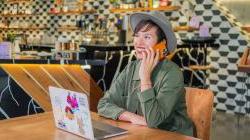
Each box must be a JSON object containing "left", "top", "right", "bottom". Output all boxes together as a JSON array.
[
  {"left": 203, "top": 0, "right": 249, "bottom": 115},
  {"left": 0, "top": 0, "right": 250, "bottom": 116}
]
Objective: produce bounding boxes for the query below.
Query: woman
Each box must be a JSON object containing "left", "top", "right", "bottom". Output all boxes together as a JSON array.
[{"left": 97, "top": 11, "right": 193, "bottom": 136}]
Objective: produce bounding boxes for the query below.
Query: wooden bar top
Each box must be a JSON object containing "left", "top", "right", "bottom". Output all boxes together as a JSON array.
[{"left": 0, "top": 112, "right": 198, "bottom": 140}]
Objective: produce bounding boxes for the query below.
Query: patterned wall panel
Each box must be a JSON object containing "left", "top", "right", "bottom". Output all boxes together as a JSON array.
[{"left": 201, "top": 0, "right": 249, "bottom": 115}]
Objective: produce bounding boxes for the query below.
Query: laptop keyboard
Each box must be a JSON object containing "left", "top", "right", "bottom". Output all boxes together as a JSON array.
[
  {"left": 93, "top": 127, "right": 111, "bottom": 137},
  {"left": 92, "top": 120, "right": 127, "bottom": 139}
]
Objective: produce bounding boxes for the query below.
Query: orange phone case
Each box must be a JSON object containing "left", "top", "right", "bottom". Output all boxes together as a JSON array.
[{"left": 152, "top": 41, "right": 166, "bottom": 61}]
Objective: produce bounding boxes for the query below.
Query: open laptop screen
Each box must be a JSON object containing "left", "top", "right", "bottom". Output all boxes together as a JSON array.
[{"left": 49, "top": 86, "right": 94, "bottom": 139}]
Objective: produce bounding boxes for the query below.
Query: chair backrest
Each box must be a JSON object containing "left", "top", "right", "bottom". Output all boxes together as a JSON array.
[{"left": 185, "top": 87, "right": 214, "bottom": 140}]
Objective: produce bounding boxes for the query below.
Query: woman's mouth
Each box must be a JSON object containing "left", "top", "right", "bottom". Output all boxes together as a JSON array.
[{"left": 135, "top": 47, "right": 146, "bottom": 53}]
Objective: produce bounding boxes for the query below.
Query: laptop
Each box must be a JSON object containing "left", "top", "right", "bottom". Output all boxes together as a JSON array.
[{"left": 49, "top": 86, "right": 128, "bottom": 140}]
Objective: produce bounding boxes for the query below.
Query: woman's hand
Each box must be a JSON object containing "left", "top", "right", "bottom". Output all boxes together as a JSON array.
[
  {"left": 139, "top": 47, "right": 159, "bottom": 91},
  {"left": 118, "top": 111, "right": 147, "bottom": 126}
]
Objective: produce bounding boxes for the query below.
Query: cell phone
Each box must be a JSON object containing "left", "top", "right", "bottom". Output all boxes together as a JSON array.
[{"left": 152, "top": 40, "right": 167, "bottom": 61}]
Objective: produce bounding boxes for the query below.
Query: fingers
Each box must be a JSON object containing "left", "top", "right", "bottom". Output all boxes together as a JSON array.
[
  {"left": 143, "top": 48, "right": 155, "bottom": 67},
  {"left": 141, "top": 47, "right": 159, "bottom": 69},
  {"left": 144, "top": 49, "right": 151, "bottom": 64},
  {"left": 142, "top": 51, "right": 146, "bottom": 63},
  {"left": 132, "top": 121, "right": 147, "bottom": 126},
  {"left": 139, "top": 47, "right": 159, "bottom": 82},
  {"left": 148, "top": 47, "right": 155, "bottom": 66},
  {"left": 130, "top": 116, "right": 147, "bottom": 126},
  {"left": 153, "top": 49, "right": 159, "bottom": 67}
]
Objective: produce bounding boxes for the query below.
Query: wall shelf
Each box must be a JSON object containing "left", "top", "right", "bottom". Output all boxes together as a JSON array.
[
  {"left": 57, "top": 26, "right": 81, "bottom": 31},
  {"left": 110, "top": 6, "right": 180, "bottom": 13},
  {"left": 5, "top": 0, "right": 31, "bottom": 3},
  {"left": 48, "top": 10, "right": 95, "bottom": 15},
  {"left": 0, "top": 27, "right": 49, "bottom": 30},
  {"left": 0, "top": 13, "right": 36, "bottom": 17},
  {"left": 173, "top": 26, "right": 198, "bottom": 32},
  {"left": 55, "top": 50, "right": 83, "bottom": 53},
  {"left": 242, "top": 25, "right": 250, "bottom": 33},
  {"left": 19, "top": 44, "right": 55, "bottom": 48}
]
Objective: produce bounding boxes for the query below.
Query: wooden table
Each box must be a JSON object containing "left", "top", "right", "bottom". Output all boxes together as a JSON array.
[{"left": 0, "top": 112, "right": 199, "bottom": 140}]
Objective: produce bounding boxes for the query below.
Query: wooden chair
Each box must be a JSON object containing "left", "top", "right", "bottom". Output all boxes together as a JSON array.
[{"left": 185, "top": 87, "right": 214, "bottom": 140}]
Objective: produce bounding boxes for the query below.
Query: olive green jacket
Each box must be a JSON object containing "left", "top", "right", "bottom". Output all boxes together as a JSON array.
[{"left": 97, "top": 59, "right": 193, "bottom": 136}]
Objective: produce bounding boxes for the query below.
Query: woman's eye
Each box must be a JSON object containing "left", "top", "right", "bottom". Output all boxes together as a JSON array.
[{"left": 145, "top": 36, "right": 151, "bottom": 40}]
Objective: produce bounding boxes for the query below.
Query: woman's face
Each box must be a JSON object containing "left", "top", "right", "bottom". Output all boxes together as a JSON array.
[{"left": 133, "top": 25, "right": 158, "bottom": 59}]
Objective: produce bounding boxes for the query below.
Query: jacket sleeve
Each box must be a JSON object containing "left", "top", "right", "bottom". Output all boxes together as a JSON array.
[
  {"left": 137, "top": 66, "right": 185, "bottom": 128},
  {"left": 97, "top": 66, "right": 128, "bottom": 120}
]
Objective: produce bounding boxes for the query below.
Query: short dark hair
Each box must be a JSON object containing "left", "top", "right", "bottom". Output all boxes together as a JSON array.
[{"left": 133, "top": 20, "right": 166, "bottom": 43}]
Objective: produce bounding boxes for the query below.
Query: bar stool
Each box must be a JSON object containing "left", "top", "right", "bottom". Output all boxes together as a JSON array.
[{"left": 181, "top": 36, "right": 216, "bottom": 88}]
